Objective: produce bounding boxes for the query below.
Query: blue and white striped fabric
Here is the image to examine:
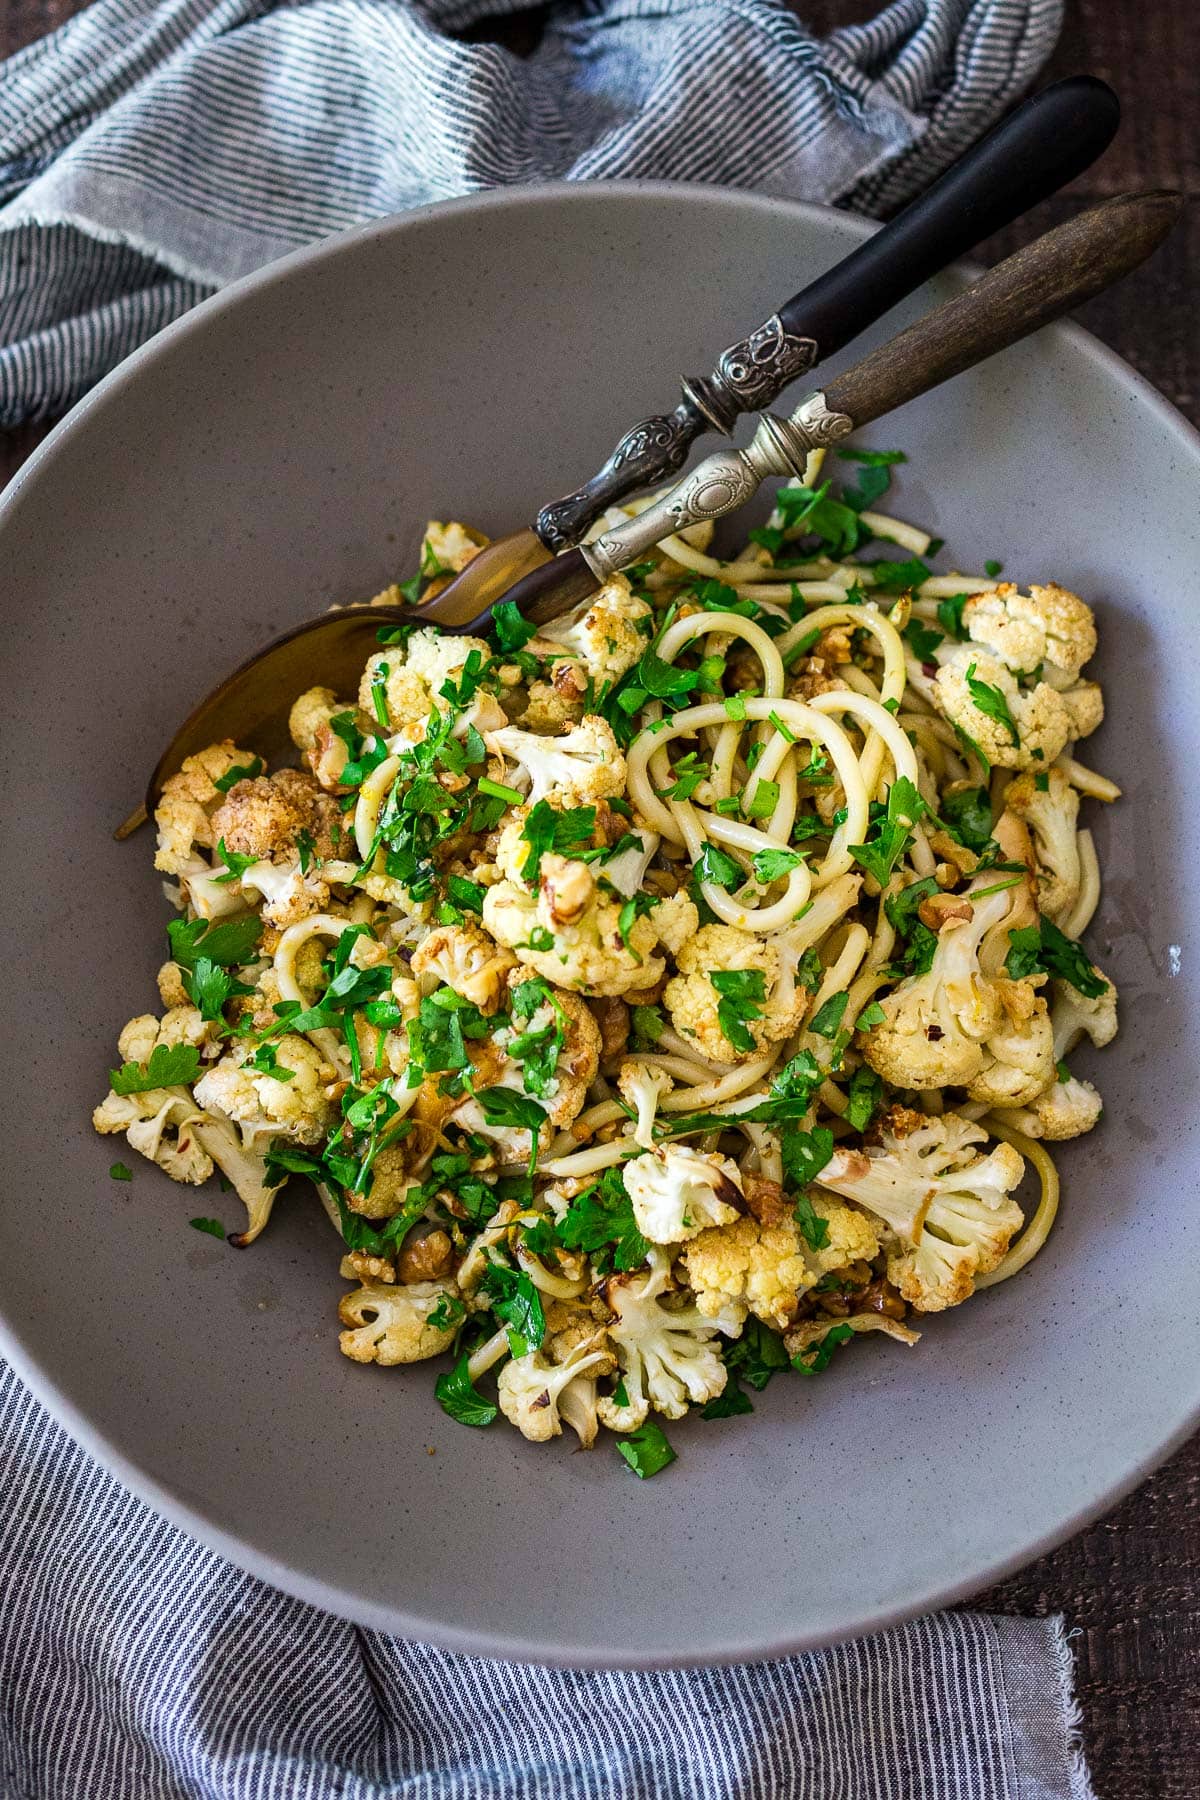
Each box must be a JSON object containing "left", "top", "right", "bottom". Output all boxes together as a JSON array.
[
  {"left": 0, "top": 1360, "right": 1097, "bottom": 1799},
  {"left": 0, "top": 0, "right": 1064, "bottom": 425},
  {"left": 0, "top": 0, "right": 1095, "bottom": 1793}
]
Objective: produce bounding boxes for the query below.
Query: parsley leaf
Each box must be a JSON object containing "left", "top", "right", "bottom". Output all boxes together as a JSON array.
[
  {"left": 941, "top": 785, "right": 993, "bottom": 852},
  {"left": 1005, "top": 919, "right": 1108, "bottom": 998},
  {"left": 781, "top": 1124, "right": 834, "bottom": 1191},
  {"left": 860, "top": 556, "right": 930, "bottom": 593},
  {"left": 212, "top": 756, "right": 264, "bottom": 793},
  {"left": 492, "top": 600, "right": 538, "bottom": 652},
  {"left": 480, "top": 1263, "right": 546, "bottom": 1358},
  {"left": 725, "top": 1317, "right": 790, "bottom": 1390},
  {"left": 616, "top": 1421, "right": 676, "bottom": 1479},
  {"left": 792, "top": 1321, "right": 855, "bottom": 1375},
  {"left": 189, "top": 1217, "right": 226, "bottom": 1240},
  {"left": 844, "top": 1066, "right": 883, "bottom": 1133},
  {"left": 110, "top": 1042, "right": 201, "bottom": 1094},
  {"left": 557, "top": 1166, "right": 648, "bottom": 1273},
  {"left": 752, "top": 848, "right": 804, "bottom": 884},
  {"left": 476, "top": 1088, "right": 547, "bottom": 1170},
  {"left": 885, "top": 877, "right": 940, "bottom": 977},
  {"left": 855, "top": 1001, "right": 886, "bottom": 1031},
  {"left": 848, "top": 775, "right": 928, "bottom": 888},
  {"left": 435, "top": 1352, "right": 498, "bottom": 1428},
  {"left": 794, "top": 1190, "right": 830, "bottom": 1251},
  {"left": 937, "top": 593, "right": 970, "bottom": 640},
  {"left": 187, "top": 955, "right": 241, "bottom": 1022},
  {"left": 904, "top": 617, "right": 944, "bottom": 662},
  {"left": 965, "top": 661, "right": 1019, "bottom": 745},
  {"left": 520, "top": 800, "right": 597, "bottom": 882},
  {"left": 108, "top": 1162, "right": 132, "bottom": 1182},
  {"left": 693, "top": 842, "right": 742, "bottom": 892},
  {"left": 710, "top": 968, "right": 766, "bottom": 1054},
  {"left": 700, "top": 1382, "right": 754, "bottom": 1420},
  {"left": 167, "top": 914, "right": 262, "bottom": 971},
  {"left": 808, "top": 990, "right": 849, "bottom": 1039}
]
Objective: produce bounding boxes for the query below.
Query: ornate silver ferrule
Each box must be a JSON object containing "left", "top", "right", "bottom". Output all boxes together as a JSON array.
[
  {"left": 534, "top": 315, "right": 819, "bottom": 554},
  {"left": 682, "top": 314, "right": 818, "bottom": 434},
  {"left": 580, "top": 391, "right": 853, "bottom": 583}
]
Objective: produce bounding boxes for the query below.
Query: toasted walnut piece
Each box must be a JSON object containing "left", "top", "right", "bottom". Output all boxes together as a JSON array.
[
  {"left": 539, "top": 853, "right": 596, "bottom": 926},
  {"left": 872, "top": 1103, "right": 926, "bottom": 1142},
  {"left": 347, "top": 1251, "right": 397, "bottom": 1285},
  {"left": 590, "top": 997, "right": 631, "bottom": 1062},
  {"left": 740, "top": 1172, "right": 789, "bottom": 1228},
  {"left": 398, "top": 1227, "right": 455, "bottom": 1284},
  {"left": 928, "top": 828, "right": 979, "bottom": 877},
  {"left": 917, "top": 892, "right": 975, "bottom": 932}
]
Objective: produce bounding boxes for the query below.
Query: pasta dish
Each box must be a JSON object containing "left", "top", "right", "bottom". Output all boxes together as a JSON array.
[{"left": 94, "top": 448, "right": 1118, "bottom": 1477}]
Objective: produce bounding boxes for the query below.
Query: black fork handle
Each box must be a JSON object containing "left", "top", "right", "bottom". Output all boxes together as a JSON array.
[{"left": 534, "top": 76, "right": 1120, "bottom": 552}]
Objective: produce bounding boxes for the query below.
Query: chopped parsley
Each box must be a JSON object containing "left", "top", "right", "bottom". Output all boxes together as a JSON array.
[
  {"left": 794, "top": 1190, "right": 830, "bottom": 1251},
  {"left": 212, "top": 756, "right": 264, "bottom": 793},
  {"left": 965, "top": 662, "right": 1019, "bottom": 745},
  {"left": 109, "top": 1042, "right": 201, "bottom": 1095},
  {"left": 709, "top": 968, "right": 766, "bottom": 1054},
  {"left": 844, "top": 1066, "right": 883, "bottom": 1133},
  {"left": 848, "top": 776, "right": 929, "bottom": 888},
  {"left": 479, "top": 1263, "right": 546, "bottom": 1359},
  {"left": 188, "top": 1217, "right": 226, "bottom": 1240},
  {"left": 108, "top": 1162, "right": 133, "bottom": 1182},
  {"left": 616, "top": 1421, "right": 677, "bottom": 1479},
  {"left": 435, "top": 1352, "right": 498, "bottom": 1428},
  {"left": 808, "top": 990, "right": 849, "bottom": 1039},
  {"left": 555, "top": 1167, "right": 648, "bottom": 1274},
  {"left": 492, "top": 600, "right": 539, "bottom": 653},
  {"left": 167, "top": 914, "right": 262, "bottom": 971},
  {"left": 792, "top": 1322, "right": 855, "bottom": 1375},
  {"left": 1005, "top": 919, "right": 1108, "bottom": 998}
]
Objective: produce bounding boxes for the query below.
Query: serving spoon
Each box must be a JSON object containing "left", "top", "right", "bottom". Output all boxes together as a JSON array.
[
  {"left": 124, "top": 185, "right": 1179, "bottom": 838},
  {"left": 117, "top": 79, "right": 1121, "bottom": 837}
]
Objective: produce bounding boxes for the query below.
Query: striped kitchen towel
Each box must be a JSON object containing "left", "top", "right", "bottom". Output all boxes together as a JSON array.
[
  {"left": 0, "top": 1363, "right": 1095, "bottom": 1800},
  {"left": 0, "top": 0, "right": 1064, "bottom": 425},
  {"left": 0, "top": 0, "right": 1096, "bottom": 1794}
]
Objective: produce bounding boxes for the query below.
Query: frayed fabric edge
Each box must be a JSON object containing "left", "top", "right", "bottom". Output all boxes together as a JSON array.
[{"left": 1048, "top": 1618, "right": 1099, "bottom": 1800}]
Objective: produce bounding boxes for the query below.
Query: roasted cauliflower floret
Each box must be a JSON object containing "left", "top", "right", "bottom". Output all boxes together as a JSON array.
[
  {"left": 681, "top": 1200, "right": 876, "bottom": 1331},
  {"left": 410, "top": 918, "right": 517, "bottom": 1015},
  {"left": 992, "top": 963, "right": 1117, "bottom": 1141},
  {"left": 960, "top": 582, "right": 1097, "bottom": 683},
  {"left": 994, "top": 1068, "right": 1104, "bottom": 1140},
  {"left": 497, "top": 1338, "right": 615, "bottom": 1445},
  {"left": 154, "top": 741, "right": 259, "bottom": 875},
  {"left": 484, "top": 860, "right": 697, "bottom": 999},
  {"left": 596, "top": 1257, "right": 745, "bottom": 1429},
  {"left": 623, "top": 1145, "right": 743, "bottom": 1245},
  {"left": 211, "top": 767, "right": 344, "bottom": 868},
  {"left": 288, "top": 686, "right": 351, "bottom": 790},
  {"left": 817, "top": 1109, "right": 1026, "bottom": 1312},
  {"left": 358, "top": 627, "right": 494, "bottom": 744},
  {"left": 337, "top": 1278, "right": 460, "bottom": 1365},
  {"left": 861, "top": 884, "right": 1051, "bottom": 1102},
  {"left": 664, "top": 924, "right": 805, "bottom": 1065},
  {"left": 485, "top": 715, "right": 626, "bottom": 808},
  {"left": 450, "top": 983, "right": 601, "bottom": 1160},
  {"left": 528, "top": 574, "right": 652, "bottom": 684},
  {"left": 94, "top": 1011, "right": 281, "bottom": 1244},
  {"left": 1004, "top": 768, "right": 1081, "bottom": 923},
  {"left": 932, "top": 648, "right": 1079, "bottom": 771},
  {"left": 423, "top": 519, "right": 487, "bottom": 576},
  {"left": 617, "top": 1060, "right": 675, "bottom": 1149},
  {"left": 193, "top": 1034, "right": 337, "bottom": 1147}
]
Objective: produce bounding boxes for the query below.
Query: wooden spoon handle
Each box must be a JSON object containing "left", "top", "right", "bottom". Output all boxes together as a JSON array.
[{"left": 823, "top": 191, "right": 1182, "bottom": 432}]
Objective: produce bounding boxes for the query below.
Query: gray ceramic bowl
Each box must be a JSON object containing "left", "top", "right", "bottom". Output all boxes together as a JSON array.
[{"left": 1, "top": 184, "right": 1197, "bottom": 1667}]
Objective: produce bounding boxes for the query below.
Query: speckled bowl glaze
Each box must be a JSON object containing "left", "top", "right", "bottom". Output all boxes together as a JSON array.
[{"left": 1, "top": 185, "right": 1197, "bottom": 1667}]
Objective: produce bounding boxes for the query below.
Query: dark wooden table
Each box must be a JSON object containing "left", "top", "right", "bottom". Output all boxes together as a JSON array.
[{"left": 2, "top": 0, "right": 1196, "bottom": 1792}]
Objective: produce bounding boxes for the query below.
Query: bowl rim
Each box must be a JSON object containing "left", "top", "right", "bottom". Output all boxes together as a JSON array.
[{"left": 4, "top": 178, "right": 1199, "bottom": 1667}]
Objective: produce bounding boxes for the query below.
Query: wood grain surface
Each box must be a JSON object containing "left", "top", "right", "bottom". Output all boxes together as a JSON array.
[{"left": 1, "top": 1, "right": 1196, "bottom": 1793}]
